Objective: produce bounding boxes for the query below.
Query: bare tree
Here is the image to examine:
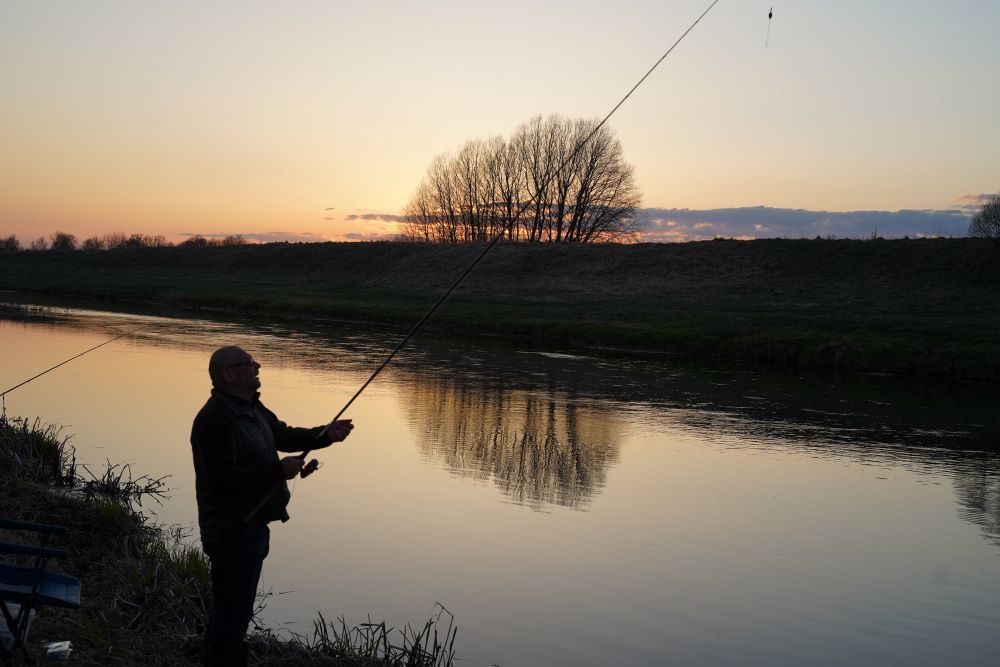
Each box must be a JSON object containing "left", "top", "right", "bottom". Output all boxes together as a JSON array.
[
  {"left": 29, "top": 237, "right": 48, "bottom": 251},
  {"left": 50, "top": 231, "right": 78, "bottom": 250},
  {"left": 563, "top": 119, "right": 642, "bottom": 242},
  {"left": 485, "top": 135, "right": 526, "bottom": 239},
  {"left": 179, "top": 234, "right": 248, "bottom": 247},
  {"left": 103, "top": 232, "right": 128, "bottom": 249},
  {"left": 401, "top": 155, "right": 463, "bottom": 243},
  {"left": 0, "top": 235, "right": 19, "bottom": 251},
  {"left": 969, "top": 193, "right": 1000, "bottom": 244},
  {"left": 511, "top": 115, "right": 561, "bottom": 242},
  {"left": 82, "top": 236, "right": 106, "bottom": 250},
  {"left": 180, "top": 235, "right": 210, "bottom": 247},
  {"left": 402, "top": 114, "right": 640, "bottom": 244},
  {"left": 398, "top": 182, "right": 437, "bottom": 242},
  {"left": 123, "top": 233, "right": 169, "bottom": 248}
]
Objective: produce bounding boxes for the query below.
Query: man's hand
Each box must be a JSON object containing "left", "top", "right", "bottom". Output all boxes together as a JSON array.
[
  {"left": 280, "top": 456, "right": 304, "bottom": 480},
  {"left": 324, "top": 418, "right": 354, "bottom": 443}
]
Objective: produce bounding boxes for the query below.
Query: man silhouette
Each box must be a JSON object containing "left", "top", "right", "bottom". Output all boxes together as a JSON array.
[{"left": 191, "top": 345, "right": 353, "bottom": 666}]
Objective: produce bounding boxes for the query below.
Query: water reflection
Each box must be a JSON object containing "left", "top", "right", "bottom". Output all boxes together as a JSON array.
[
  {"left": 3, "top": 299, "right": 1000, "bottom": 537},
  {"left": 6, "top": 299, "right": 1000, "bottom": 665},
  {"left": 952, "top": 458, "right": 1000, "bottom": 546},
  {"left": 0, "top": 300, "right": 394, "bottom": 378},
  {"left": 403, "top": 375, "right": 619, "bottom": 509}
]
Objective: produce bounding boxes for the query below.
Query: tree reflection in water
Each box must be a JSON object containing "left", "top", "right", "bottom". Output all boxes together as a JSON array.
[
  {"left": 403, "top": 375, "right": 619, "bottom": 510},
  {"left": 952, "top": 460, "right": 1000, "bottom": 546}
]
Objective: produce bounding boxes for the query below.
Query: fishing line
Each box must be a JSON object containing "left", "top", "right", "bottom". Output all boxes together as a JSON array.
[
  {"left": 0, "top": 326, "right": 143, "bottom": 399},
  {"left": 316, "top": 0, "right": 719, "bottom": 452},
  {"left": 0, "top": 326, "right": 142, "bottom": 415},
  {"left": 245, "top": 0, "right": 723, "bottom": 521},
  {"left": 306, "top": 0, "right": 720, "bottom": 459}
]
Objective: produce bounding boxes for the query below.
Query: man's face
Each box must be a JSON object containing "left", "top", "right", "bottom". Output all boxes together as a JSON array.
[{"left": 224, "top": 350, "right": 262, "bottom": 393}]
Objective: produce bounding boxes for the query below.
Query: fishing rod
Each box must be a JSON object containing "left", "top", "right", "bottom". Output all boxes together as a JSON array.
[
  {"left": 244, "top": 0, "right": 722, "bottom": 522},
  {"left": 0, "top": 326, "right": 142, "bottom": 412},
  {"left": 307, "top": 0, "right": 722, "bottom": 455}
]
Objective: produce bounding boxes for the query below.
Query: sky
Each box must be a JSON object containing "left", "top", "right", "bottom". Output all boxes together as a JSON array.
[{"left": 1, "top": 1, "right": 998, "bottom": 244}]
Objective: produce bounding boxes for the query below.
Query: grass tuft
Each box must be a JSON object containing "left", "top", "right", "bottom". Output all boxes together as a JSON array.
[{"left": 0, "top": 415, "right": 75, "bottom": 485}]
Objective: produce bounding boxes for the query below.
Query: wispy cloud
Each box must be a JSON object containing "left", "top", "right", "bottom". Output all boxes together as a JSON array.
[
  {"left": 334, "top": 204, "right": 976, "bottom": 242},
  {"left": 954, "top": 193, "right": 996, "bottom": 214},
  {"left": 178, "top": 231, "right": 333, "bottom": 244},
  {"left": 344, "top": 213, "right": 408, "bottom": 223},
  {"left": 177, "top": 202, "right": 979, "bottom": 247},
  {"left": 634, "top": 206, "right": 972, "bottom": 242},
  {"left": 343, "top": 232, "right": 397, "bottom": 241}
]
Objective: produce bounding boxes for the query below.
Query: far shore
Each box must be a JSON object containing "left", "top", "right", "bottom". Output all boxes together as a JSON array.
[{"left": 1, "top": 238, "right": 998, "bottom": 382}]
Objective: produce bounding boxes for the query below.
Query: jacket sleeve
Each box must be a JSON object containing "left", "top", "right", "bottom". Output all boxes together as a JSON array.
[
  {"left": 261, "top": 405, "right": 332, "bottom": 453},
  {"left": 192, "top": 408, "right": 284, "bottom": 492}
]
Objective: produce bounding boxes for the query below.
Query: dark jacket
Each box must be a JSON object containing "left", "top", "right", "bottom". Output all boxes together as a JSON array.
[{"left": 190, "top": 388, "right": 330, "bottom": 544}]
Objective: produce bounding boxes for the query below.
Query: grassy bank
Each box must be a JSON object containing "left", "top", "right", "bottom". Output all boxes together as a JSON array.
[
  {"left": 0, "top": 416, "right": 457, "bottom": 666},
  {"left": 1, "top": 238, "right": 998, "bottom": 381}
]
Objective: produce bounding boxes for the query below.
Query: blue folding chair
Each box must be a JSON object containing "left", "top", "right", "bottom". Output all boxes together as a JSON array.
[{"left": 0, "top": 518, "right": 80, "bottom": 666}]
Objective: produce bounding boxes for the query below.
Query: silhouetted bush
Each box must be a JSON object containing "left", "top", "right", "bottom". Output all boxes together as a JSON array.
[
  {"left": 0, "top": 234, "right": 19, "bottom": 251},
  {"left": 29, "top": 236, "right": 48, "bottom": 251},
  {"left": 82, "top": 236, "right": 106, "bottom": 250}
]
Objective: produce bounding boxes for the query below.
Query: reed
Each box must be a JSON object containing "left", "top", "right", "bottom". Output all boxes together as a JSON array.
[
  {"left": 244, "top": 604, "right": 457, "bottom": 666},
  {"left": 307, "top": 605, "right": 457, "bottom": 666},
  {"left": 0, "top": 415, "right": 75, "bottom": 485},
  {"left": 77, "top": 460, "right": 168, "bottom": 510}
]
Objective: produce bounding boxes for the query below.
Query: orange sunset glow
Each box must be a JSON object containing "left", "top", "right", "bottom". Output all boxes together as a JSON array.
[{"left": 2, "top": 2, "right": 997, "bottom": 244}]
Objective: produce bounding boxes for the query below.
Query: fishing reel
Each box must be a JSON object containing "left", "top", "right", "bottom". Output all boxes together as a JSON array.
[{"left": 300, "top": 458, "right": 322, "bottom": 478}]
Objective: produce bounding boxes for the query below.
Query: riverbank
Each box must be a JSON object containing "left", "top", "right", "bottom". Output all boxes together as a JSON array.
[
  {"left": 0, "top": 416, "right": 457, "bottom": 666},
  {"left": 1, "top": 238, "right": 998, "bottom": 381}
]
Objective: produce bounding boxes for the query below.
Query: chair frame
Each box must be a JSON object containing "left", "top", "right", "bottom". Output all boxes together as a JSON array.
[{"left": 0, "top": 518, "right": 80, "bottom": 666}]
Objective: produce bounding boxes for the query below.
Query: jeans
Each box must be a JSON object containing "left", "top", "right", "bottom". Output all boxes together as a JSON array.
[{"left": 202, "top": 524, "right": 270, "bottom": 667}]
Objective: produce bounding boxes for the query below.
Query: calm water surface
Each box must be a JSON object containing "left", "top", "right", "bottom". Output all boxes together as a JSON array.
[{"left": 2, "top": 303, "right": 998, "bottom": 666}]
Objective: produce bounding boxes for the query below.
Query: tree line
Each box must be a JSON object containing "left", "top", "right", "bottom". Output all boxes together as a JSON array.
[
  {"left": 400, "top": 115, "right": 641, "bottom": 244},
  {"left": 0, "top": 232, "right": 248, "bottom": 251}
]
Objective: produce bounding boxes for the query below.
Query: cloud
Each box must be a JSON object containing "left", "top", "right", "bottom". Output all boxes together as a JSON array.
[
  {"left": 248, "top": 232, "right": 336, "bottom": 243},
  {"left": 177, "top": 202, "right": 979, "bottom": 246},
  {"left": 954, "top": 193, "right": 997, "bottom": 214},
  {"left": 342, "top": 232, "right": 398, "bottom": 241},
  {"left": 634, "top": 206, "right": 972, "bottom": 242},
  {"left": 344, "top": 213, "right": 408, "bottom": 223},
  {"left": 178, "top": 231, "right": 333, "bottom": 243}
]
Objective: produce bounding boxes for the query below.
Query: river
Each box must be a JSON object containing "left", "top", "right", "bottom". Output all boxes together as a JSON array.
[{"left": 1, "top": 302, "right": 998, "bottom": 665}]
